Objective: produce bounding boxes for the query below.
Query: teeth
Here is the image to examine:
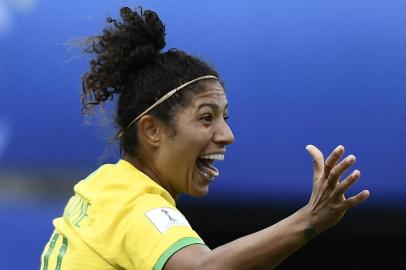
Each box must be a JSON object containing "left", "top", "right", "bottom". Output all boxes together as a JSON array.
[{"left": 199, "top": 154, "right": 224, "bottom": 161}]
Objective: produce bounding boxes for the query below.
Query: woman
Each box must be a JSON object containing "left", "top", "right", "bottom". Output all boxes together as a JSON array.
[{"left": 41, "top": 7, "right": 369, "bottom": 270}]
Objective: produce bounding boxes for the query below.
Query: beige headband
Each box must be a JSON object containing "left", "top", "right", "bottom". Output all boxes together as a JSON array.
[{"left": 126, "top": 75, "right": 218, "bottom": 130}]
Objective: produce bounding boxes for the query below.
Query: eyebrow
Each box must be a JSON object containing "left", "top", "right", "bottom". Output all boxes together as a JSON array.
[{"left": 197, "top": 103, "right": 228, "bottom": 111}]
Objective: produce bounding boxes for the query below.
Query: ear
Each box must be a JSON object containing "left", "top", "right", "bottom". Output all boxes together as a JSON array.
[{"left": 137, "top": 115, "right": 161, "bottom": 147}]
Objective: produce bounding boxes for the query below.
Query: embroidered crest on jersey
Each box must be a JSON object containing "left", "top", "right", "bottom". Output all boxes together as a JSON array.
[{"left": 144, "top": 207, "right": 191, "bottom": 233}]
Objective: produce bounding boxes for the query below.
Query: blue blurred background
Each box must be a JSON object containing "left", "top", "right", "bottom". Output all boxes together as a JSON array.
[{"left": 1, "top": 0, "right": 405, "bottom": 269}]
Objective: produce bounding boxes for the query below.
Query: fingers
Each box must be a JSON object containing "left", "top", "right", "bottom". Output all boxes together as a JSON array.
[
  {"left": 343, "top": 190, "right": 370, "bottom": 209},
  {"left": 336, "top": 170, "right": 369, "bottom": 209},
  {"left": 327, "top": 154, "right": 356, "bottom": 186},
  {"left": 307, "top": 145, "right": 361, "bottom": 192},
  {"left": 324, "top": 145, "right": 345, "bottom": 178},
  {"left": 306, "top": 145, "right": 324, "bottom": 181},
  {"left": 335, "top": 170, "right": 360, "bottom": 194}
]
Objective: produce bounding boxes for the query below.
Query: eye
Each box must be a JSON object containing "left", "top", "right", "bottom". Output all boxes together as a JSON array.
[{"left": 200, "top": 114, "right": 213, "bottom": 124}]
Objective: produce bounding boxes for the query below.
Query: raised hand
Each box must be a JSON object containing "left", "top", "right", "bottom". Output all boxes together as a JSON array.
[{"left": 304, "top": 145, "right": 370, "bottom": 235}]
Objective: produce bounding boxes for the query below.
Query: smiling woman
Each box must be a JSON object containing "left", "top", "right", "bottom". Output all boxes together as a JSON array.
[
  {"left": 40, "top": 6, "right": 369, "bottom": 270},
  {"left": 125, "top": 79, "right": 233, "bottom": 198}
]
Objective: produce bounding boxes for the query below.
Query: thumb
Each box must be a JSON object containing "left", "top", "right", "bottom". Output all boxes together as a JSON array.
[{"left": 306, "top": 145, "right": 324, "bottom": 182}]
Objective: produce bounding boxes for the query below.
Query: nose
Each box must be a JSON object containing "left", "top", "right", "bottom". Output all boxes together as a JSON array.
[{"left": 213, "top": 120, "right": 234, "bottom": 146}]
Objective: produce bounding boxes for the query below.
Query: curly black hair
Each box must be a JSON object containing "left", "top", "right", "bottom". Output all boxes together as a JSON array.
[{"left": 81, "top": 7, "right": 220, "bottom": 158}]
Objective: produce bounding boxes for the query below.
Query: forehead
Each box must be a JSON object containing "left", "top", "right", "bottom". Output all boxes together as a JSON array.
[{"left": 189, "top": 80, "right": 227, "bottom": 107}]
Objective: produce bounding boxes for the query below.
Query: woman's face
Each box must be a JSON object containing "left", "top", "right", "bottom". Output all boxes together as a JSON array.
[{"left": 156, "top": 80, "right": 234, "bottom": 197}]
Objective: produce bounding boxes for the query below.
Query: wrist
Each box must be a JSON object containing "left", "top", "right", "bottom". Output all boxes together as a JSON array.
[{"left": 299, "top": 206, "right": 320, "bottom": 242}]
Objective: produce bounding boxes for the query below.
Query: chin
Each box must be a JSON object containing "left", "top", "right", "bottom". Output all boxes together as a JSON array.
[
  {"left": 188, "top": 185, "right": 210, "bottom": 197},
  {"left": 185, "top": 173, "right": 211, "bottom": 197}
]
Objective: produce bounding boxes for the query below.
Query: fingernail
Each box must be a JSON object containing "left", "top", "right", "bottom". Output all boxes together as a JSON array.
[
  {"left": 352, "top": 170, "right": 360, "bottom": 177},
  {"left": 348, "top": 155, "right": 356, "bottom": 162}
]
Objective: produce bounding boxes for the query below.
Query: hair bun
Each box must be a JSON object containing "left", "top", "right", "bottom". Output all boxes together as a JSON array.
[
  {"left": 81, "top": 7, "right": 167, "bottom": 109},
  {"left": 116, "top": 7, "right": 166, "bottom": 69}
]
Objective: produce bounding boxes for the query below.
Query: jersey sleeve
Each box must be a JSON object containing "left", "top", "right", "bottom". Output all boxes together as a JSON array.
[{"left": 123, "top": 194, "right": 204, "bottom": 270}]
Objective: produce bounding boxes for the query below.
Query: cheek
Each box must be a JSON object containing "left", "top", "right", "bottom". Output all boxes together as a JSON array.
[
  {"left": 180, "top": 136, "right": 205, "bottom": 157},
  {"left": 169, "top": 130, "right": 209, "bottom": 171},
  {"left": 169, "top": 141, "right": 198, "bottom": 176}
]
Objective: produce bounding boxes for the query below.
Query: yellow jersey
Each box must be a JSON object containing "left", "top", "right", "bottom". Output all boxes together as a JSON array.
[{"left": 40, "top": 160, "right": 204, "bottom": 270}]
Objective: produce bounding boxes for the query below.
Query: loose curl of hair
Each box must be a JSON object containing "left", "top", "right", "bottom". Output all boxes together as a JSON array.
[{"left": 81, "top": 7, "right": 220, "bottom": 158}]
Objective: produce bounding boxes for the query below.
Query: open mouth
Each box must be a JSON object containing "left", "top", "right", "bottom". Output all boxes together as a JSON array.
[{"left": 196, "top": 154, "right": 224, "bottom": 180}]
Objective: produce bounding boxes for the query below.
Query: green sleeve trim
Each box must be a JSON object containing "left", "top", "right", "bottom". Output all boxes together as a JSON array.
[
  {"left": 153, "top": 237, "right": 204, "bottom": 270},
  {"left": 42, "top": 232, "right": 60, "bottom": 270},
  {"left": 55, "top": 236, "right": 68, "bottom": 270}
]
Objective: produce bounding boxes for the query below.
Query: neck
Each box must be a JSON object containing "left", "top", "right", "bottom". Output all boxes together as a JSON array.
[{"left": 123, "top": 154, "right": 179, "bottom": 200}]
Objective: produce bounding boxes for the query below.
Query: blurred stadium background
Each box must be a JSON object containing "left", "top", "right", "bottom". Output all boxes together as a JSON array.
[{"left": 0, "top": 0, "right": 405, "bottom": 269}]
